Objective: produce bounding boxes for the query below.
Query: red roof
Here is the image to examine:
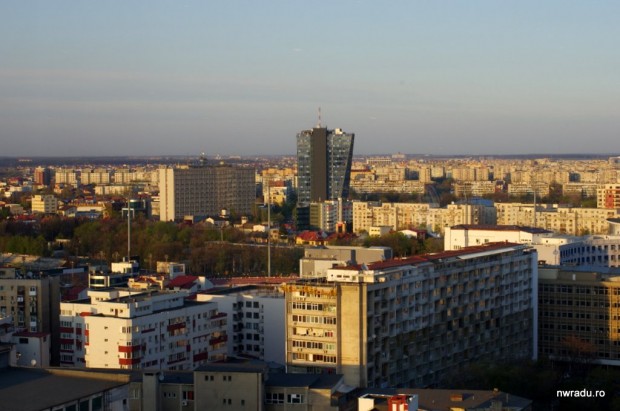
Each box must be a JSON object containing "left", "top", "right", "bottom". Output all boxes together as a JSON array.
[{"left": 168, "top": 275, "right": 199, "bottom": 289}]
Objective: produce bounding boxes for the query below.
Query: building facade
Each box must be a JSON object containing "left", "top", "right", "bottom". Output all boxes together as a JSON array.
[
  {"left": 31, "top": 194, "right": 59, "bottom": 214},
  {"left": 296, "top": 126, "right": 354, "bottom": 205},
  {"left": 59, "top": 288, "right": 227, "bottom": 370},
  {"left": 0, "top": 267, "right": 61, "bottom": 365},
  {"left": 285, "top": 243, "right": 537, "bottom": 388},
  {"left": 159, "top": 164, "right": 255, "bottom": 221},
  {"left": 539, "top": 267, "right": 620, "bottom": 366},
  {"left": 196, "top": 285, "right": 286, "bottom": 365}
]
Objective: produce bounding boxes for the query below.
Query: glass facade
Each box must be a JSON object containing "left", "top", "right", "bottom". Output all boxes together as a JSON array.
[{"left": 296, "top": 127, "right": 354, "bottom": 205}]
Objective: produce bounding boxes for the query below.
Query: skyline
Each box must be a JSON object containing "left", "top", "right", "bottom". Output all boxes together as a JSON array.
[{"left": 1, "top": 2, "right": 619, "bottom": 157}]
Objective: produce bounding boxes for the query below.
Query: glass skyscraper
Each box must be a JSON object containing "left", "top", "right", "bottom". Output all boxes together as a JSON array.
[{"left": 296, "top": 126, "right": 355, "bottom": 205}]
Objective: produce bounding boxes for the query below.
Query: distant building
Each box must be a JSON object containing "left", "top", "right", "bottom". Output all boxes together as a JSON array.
[
  {"left": 159, "top": 163, "right": 255, "bottom": 222},
  {"left": 33, "top": 166, "right": 52, "bottom": 186},
  {"left": 31, "top": 194, "right": 58, "bottom": 214},
  {"left": 296, "top": 126, "right": 354, "bottom": 206},
  {"left": 598, "top": 184, "right": 620, "bottom": 209}
]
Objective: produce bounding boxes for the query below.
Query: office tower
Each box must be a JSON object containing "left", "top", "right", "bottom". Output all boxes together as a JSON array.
[
  {"left": 285, "top": 243, "right": 537, "bottom": 388},
  {"left": 296, "top": 126, "right": 354, "bottom": 206},
  {"left": 539, "top": 266, "right": 620, "bottom": 366},
  {"left": 158, "top": 162, "right": 255, "bottom": 222}
]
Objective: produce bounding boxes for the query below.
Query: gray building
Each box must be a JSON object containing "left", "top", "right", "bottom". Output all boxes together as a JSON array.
[{"left": 296, "top": 126, "right": 354, "bottom": 206}]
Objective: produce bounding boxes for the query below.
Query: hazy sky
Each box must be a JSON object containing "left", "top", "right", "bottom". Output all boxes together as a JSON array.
[{"left": 1, "top": 1, "right": 619, "bottom": 157}]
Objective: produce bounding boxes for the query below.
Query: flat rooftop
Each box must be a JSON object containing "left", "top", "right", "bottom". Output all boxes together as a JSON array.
[{"left": 0, "top": 367, "right": 132, "bottom": 411}]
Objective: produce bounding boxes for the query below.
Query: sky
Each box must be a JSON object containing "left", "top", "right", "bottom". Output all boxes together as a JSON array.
[{"left": 1, "top": 1, "right": 619, "bottom": 157}]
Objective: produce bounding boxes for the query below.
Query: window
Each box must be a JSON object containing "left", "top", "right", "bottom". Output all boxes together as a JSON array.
[
  {"left": 287, "top": 394, "right": 305, "bottom": 404},
  {"left": 266, "top": 393, "right": 284, "bottom": 404}
]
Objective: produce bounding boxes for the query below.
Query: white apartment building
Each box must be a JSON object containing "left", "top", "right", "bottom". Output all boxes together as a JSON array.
[
  {"left": 445, "top": 225, "right": 620, "bottom": 268},
  {"left": 285, "top": 243, "right": 537, "bottom": 388},
  {"left": 31, "top": 194, "right": 58, "bottom": 214},
  {"left": 80, "top": 169, "right": 111, "bottom": 185},
  {"left": 196, "top": 285, "right": 285, "bottom": 365},
  {"left": 59, "top": 289, "right": 227, "bottom": 370}
]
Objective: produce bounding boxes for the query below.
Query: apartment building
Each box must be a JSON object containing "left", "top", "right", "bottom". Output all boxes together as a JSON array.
[
  {"left": 285, "top": 243, "right": 537, "bottom": 388},
  {"left": 53, "top": 168, "right": 79, "bottom": 187},
  {"left": 539, "top": 267, "right": 620, "bottom": 366},
  {"left": 196, "top": 285, "right": 285, "bottom": 365},
  {"left": 597, "top": 184, "right": 620, "bottom": 209},
  {"left": 353, "top": 201, "right": 497, "bottom": 235},
  {"left": 445, "top": 225, "right": 620, "bottom": 268},
  {"left": 0, "top": 267, "right": 61, "bottom": 364},
  {"left": 59, "top": 288, "right": 227, "bottom": 370},
  {"left": 80, "top": 168, "right": 112, "bottom": 185},
  {"left": 496, "top": 203, "right": 620, "bottom": 236},
  {"left": 31, "top": 194, "right": 58, "bottom": 214}
]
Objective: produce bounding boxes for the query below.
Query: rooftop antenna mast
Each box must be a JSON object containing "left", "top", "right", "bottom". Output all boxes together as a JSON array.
[
  {"left": 317, "top": 107, "right": 322, "bottom": 128},
  {"left": 127, "top": 200, "right": 131, "bottom": 262}
]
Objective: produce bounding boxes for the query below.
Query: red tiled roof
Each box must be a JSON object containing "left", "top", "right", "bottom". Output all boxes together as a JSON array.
[{"left": 168, "top": 275, "right": 199, "bottom": 288}]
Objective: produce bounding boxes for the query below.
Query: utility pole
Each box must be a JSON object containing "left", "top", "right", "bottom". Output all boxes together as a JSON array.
[{"left": 267, "top": 176, "right": 271, "bottom": 277}]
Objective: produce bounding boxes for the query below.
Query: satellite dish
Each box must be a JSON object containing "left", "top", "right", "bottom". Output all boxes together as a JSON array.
[
  {"left": 31, "top": 359, "right": 37, "bottom": 367},
  {"left": 158, "top": 372, "right": 165, "bottom": 381}
]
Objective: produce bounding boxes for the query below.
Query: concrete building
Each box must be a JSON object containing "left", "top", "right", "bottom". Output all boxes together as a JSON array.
[
  {"left": 445, "top": 225, "right": 620, "bottom": 268},
  {"left": 539, "top": 266, "right": 620, "bottom": 366},
  {"left": 0, "top": 366, "right": 131, "bottom": 411},
  {"left": 159, "top": 163, "right": 255, "bottom": 222},
  {"left": 353, "top": 201, "right": 497, "bottom": 235},
  {"left": 31, "top": 194, "right": 58, "bottom": 214},
  {"left": 81, "top": 168, "right": 112, "bottom": 185},
  {"left": 444, "top": 225, "right": 554, "bottom": 250},
  {"left": 296, "top": 126, "right": 354, "bottom": 206},
  {"left": 358, "top": 388, "right": 532, "bottom": 411},
  {"left": 299, "top": 246, "right": 392, "bottom": 279},
  {"left": 495, "top": 203, "right": 620, "bottom": 236},
  {"left": 128, "top": 360, "right": 349, "bottom": 411},
  {"left": 53, "top": 167, "right": 79, "bottom": 187},
  {"left": 0, "top": 267, "right": 61, "bottom": 365},
  {"left": 597, "top": 184, "right": 620, "bottom": 209},
  {"left": 285, "top": 243, "right": 537, "bottom": 388},
  {"left": 34, "top": 166, "right": 52, "bottom": 186},
  {"left": 59, "top": 288, "right": 227, "bottom": 370},
  {"left": 196, "top": 285, "right": 286, "bottom": 365}
]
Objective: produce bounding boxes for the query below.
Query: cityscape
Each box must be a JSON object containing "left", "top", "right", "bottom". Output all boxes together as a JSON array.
[{"left": 2, "top": 2, "right": 620, "bottom": 411}]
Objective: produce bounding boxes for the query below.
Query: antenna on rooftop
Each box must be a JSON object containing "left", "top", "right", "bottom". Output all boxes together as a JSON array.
[{"left": 317, "top": 107, "right": 322, "bottom": 128}]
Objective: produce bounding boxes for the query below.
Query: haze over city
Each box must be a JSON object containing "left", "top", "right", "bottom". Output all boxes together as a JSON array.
[{"left": 1, "top": 1, "right": 619, "bottom": 157}]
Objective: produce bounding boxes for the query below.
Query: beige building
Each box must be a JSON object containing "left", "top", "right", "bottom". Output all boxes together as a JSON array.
[
  {"left": 353, "top": 201, "right": 497, "bottom": 235},
  {"left": 53, "top": 168, "right": 79, "bottom": 187},
  {"left": 80, "top": 168, "right": 112, "bottom": 185},
  {"left": 60, "top": 288, "right": 227, "bottom": 370},
  {"left": 159, "top": 164, "right": 255, "bottom": 221},
  {"left": 285, "top": 243, "right": 537, "bottom": 388},
  {"left": 495, "top": 203, "right": 620, "bottom": 236},
  {"left": 31, "top": 194, "right": 58, "bottom": 214}
]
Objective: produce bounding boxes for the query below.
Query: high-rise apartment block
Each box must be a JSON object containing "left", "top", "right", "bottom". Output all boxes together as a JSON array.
[
  {"left": 59, "top": 288, "right": 227, "bottom": 370},
  {"left": 285, "top": 243, "right": 537, "bottom": 388},
  {"left": 296, "top": 126, "right": 354, "bottom": 205},
  {"left": 159, "top": 163, "right": 255, "bottom": 221}
]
